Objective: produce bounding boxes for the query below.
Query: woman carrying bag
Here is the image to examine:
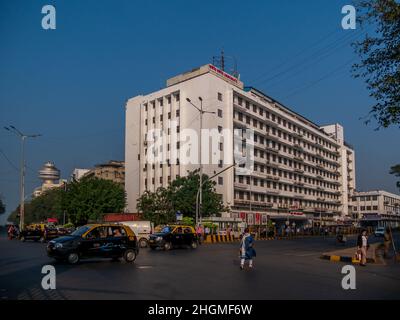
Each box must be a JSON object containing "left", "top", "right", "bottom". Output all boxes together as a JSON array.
[
  {"left": 357, "top": 229, "right": 369, "bottom": 266},
  {"left": 239, "top": 228, "right": 256, "bottom": 270}
]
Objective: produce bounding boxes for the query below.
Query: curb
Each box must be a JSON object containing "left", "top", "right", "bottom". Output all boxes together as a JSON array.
[{"left": 320, "top": 254, "right": 375, "bottom": 264}]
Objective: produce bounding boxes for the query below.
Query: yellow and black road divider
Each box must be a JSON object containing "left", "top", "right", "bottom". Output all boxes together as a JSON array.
[
  {"left": 203, "top": 234, "right": 237, "bottom": 243},
  {"left": 203, "top": 235, "right": 276, "bottom": 244}
]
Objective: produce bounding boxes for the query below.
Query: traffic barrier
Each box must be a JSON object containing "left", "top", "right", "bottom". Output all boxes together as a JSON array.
[{"left": 203, "top": 234, "right": 237, "bottom": 244}]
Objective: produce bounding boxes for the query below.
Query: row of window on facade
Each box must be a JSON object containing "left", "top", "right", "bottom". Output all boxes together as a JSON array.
[
  {"left": 353, "top": 206, "right": 379, "bottom": 211},
  {"left": 250, "top": 131, "right": 338, "bottom": 170},
  {"left": 252, "top": 150, "right": 338, "bottom": 182},
  {"left": 234, "top": 110, "right": 338, "bottom": 162},
  {"left": 144, "top": 176, "right": 224, "bottom": 187},
  {"left": 234, "top": 192, "right": 338, "bottom": 210},
  {"left": 233, "top": 95, "right": 337, "bottom": 152},
  {"left": 144, "top": 108, "right": 224, "bottom": 125},
  {"left": 235, "top": 169, "right": 339, "bottom": 191},
  {"left": 143, "top": 93, "right": 180, "bottom": 111},
  {"left": 235, "top": 179, "right": 338, "bottom": 200}
]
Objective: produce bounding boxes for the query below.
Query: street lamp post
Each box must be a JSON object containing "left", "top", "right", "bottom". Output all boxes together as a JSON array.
[
  {"left": 186, "top": 97, "right": 215, "bottom": 226},
  {"left": 4, "top": 126, "right": 41, "bottom": 231},
  {"left": 195, "top": 163, "right": 237, "bottom": 224}
]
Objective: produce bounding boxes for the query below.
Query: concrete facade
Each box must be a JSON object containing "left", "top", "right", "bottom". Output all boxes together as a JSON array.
[
  {"left": 125, "top": 64, "right": 356, "bottom": 226},
  {"left": 352, "top": 190, "right": 400, "bottom": 227}
]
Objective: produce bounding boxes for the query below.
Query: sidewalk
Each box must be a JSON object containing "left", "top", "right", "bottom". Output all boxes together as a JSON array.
[{"left": 321, "top": 243, "right": 379, "bottom": 264}]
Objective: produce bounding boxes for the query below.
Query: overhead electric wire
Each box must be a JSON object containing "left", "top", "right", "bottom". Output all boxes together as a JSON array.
[
  {"left": 281, "top": 57, "right": 357, "bottom": 100},
  {"left": 0, "top": 149, "right": 19, "bottom": 172},
  {"left": 252, "top": 27, "right": 342, "bottom": 83},
  {"left": 254, "top": 30, "right": 360, "bottom": 87},
  {"left": 252, "top": 22, "right": 373, "bottom": 89},
  {"left": 263, "top": 30, "right": 367, "bottom": 91}
]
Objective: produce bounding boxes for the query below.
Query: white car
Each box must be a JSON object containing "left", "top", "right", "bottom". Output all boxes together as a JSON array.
[
  {"left": 374, "top": 227, "right": 385, "bottom": 237},
  {"left": 121, "top": 221, "right": 154, "bottom": 248}
]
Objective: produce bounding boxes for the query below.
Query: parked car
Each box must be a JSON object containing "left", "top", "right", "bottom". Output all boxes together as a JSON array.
[
  {"left": 149, "top": 225, "right": 198, "bottom": 250},
  {"left": 374, "top": 227, "right": 385, "bottom": 237},
  {"left": 121, "top": 221, "right": 154, "bottom": 248},
  {"left": 47, "top": 223, "right": 139, "bottom": 264},
  {"left": 19, "top": 224, "right": 46, "bottom": 242},
  {"left": 20, "top": 224, "right": 70, "bottom": 242}
]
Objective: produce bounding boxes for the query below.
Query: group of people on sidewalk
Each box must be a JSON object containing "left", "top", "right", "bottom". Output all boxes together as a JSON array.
[
  {"left": 238, "top": 227, "right": 395, "bottom": 270},
  {"left": 356, "top": 227, "right": 394, "bottom": 266}
]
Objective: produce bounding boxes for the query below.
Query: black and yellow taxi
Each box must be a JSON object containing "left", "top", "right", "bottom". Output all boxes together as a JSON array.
[
  {"left": 149, "top": 225, "right": 198, "bottom": 250},
  {"left": 19, "top": 224, "right": 47, "bottom": 242},
  {"left": 47, "top": 223, "right": 139, "bottom": 264},
  {"left": 20, "top": 224, "right": 69, "bottom": 243}
]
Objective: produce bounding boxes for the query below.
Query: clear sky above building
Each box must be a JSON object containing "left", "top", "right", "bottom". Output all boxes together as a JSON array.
[{"left": 1, "top": 0, "right": 399, "bottom": 223}]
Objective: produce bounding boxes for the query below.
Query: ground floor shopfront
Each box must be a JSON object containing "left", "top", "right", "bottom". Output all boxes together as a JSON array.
[{"left": 359, "top": 213, "right": 400, "bottom": 228}]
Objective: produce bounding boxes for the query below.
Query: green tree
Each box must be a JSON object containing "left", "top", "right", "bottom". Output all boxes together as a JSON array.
[
  {"left": 352, "top": 0, "right": 400, "bottom": 128},
  {"left": 0, "top": 198, "right": 5, "bottom": 215},
  {"left": 137, "top": 170, "right": 228, "bottom": 226},
  {"left": 63, "top": 176, "right": 126, "bottom": 226},
  {"left": 8, "top": 188, "right": 64, "bottom": 224},
  {"left": 137, "top": 188, "right": 175, "bottom": 226},
  {"left": 390, "top": 164, "right": 400, "bottom": 190}
]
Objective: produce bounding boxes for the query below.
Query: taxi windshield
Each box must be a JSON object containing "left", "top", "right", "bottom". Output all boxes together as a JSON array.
[
  {"left": 161, "top": 226, "right": 172, "bottom": 233},
  {"left": 71, "top": 225, "right": 91, "bottom": 237}
]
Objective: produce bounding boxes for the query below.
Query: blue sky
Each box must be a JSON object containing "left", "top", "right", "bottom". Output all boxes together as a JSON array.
[{"left": 1, "top": 0, "right": 399, "bottom": 224}]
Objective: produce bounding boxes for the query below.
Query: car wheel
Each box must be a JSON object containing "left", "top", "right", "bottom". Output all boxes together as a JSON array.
[
  {"left": 164, "top": 242, "right": 172, "bottom": 251},
  {"left": 67, "top": 252, "right": 80, "bottom": 265},
  {"left": 139, "top": 238, "right": 148, "bottom": 248},
  {"left": 191, "top": 241, "right": 198, "bottom": 249},
  {"left": 123, "top": 249, "right": 137, "bottom": 263}
]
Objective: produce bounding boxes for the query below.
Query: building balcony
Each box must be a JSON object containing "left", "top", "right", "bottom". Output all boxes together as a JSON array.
[
  {"left": 234, "top": 182, "right": 249, "bottom": 190},
  {"left": 266, "top": 190, "right": 280, "bottom": 196},
  {"left": 293, "top": 144, "right": 303, "bottom": 151},
  {"left": 266, "top": 147, "right": 279, "bottom": 154}
]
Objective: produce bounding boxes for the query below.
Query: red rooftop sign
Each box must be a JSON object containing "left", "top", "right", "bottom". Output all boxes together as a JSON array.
[{"left": 209, "top": 64, "right": 239, "bottom": 84}]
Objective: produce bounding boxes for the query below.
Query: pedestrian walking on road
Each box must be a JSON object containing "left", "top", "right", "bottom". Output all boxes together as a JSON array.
[
  {"left": 7, "top": 225, "right": 14, "bottom": 240},
  {"left": 357, "top": 229, "right": 369, "bottom": 266},
  {"left": 196, "top": 224, "right": 204, "bottom": 244},
  {"left": 383, "top": 227, "right": 391, "bottom": 258},
  {"left": 239, "top": 228, "right": 256, "bottom": 270}
]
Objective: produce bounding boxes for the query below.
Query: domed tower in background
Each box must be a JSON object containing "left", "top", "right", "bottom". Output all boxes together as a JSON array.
[
  {"left": 39, "top": 161, "right": 60, "bottom": 185},
  {"left": 33, "top": 161, "right": 65, "bottom": 198}
]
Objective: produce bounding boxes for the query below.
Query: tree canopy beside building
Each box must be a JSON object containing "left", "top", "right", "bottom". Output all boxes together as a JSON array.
[
  {"left": 62, "top": 176, "right": 126, "bottom": 226},
  {"left": 137, "top": 170, "right": 228, "bottom": 226},
  {"left": 8, "top": 176, "right": 126, "bottom": 226},
  {"left": 0, "top": 198, "right": 5, "bottom": 215},
  {"left": 352, "top": 0, "right": 400, "bottom": 128},
  {"left": 8, "top": 188, "right": 64, "bottom": 224},
  {"left": 390, "top": 164, "right": 400, "bottom": 191}
]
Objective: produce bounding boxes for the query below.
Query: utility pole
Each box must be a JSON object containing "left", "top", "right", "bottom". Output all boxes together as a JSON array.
[
  {"left": 186, "top": 97, "right": 215, "bottom": 227},
  {"left": 4, "top": 126, "right": 41, "bottom": 231},
  {"left": 196, "top": 163, "right": 237, "bottom": 224}
]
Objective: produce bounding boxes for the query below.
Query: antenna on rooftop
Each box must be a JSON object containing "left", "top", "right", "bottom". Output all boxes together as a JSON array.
[{"left": 212, "top": 49, "right": 239, "bottom": 79}]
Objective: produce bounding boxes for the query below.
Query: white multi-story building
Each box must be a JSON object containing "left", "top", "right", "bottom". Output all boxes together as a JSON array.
[
  {"left": 71, "top": 168, "right": 91, "bottom": 181},
  {"left": 351, "top": 190, "right": 400, "bottom": 227},
  {"left": 125, "top": 64, "right": 356, "bottom": 227}
]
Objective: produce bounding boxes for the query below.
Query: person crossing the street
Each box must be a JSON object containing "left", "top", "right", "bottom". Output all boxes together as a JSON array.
[{"left": 239, "top": 228, "right": 256, "bottom": 270}]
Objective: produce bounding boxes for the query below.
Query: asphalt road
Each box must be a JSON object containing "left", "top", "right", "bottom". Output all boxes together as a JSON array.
[{"left": 0, "top": 232, "right": 399, "bottom": 300}]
